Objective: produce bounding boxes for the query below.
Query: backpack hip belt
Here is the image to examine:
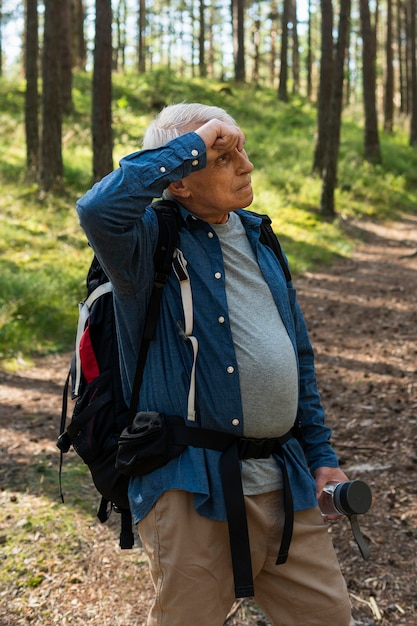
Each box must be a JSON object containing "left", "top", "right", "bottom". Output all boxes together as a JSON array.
[{"left": 167, "top": 420, "right": 301, "bottom": 599}]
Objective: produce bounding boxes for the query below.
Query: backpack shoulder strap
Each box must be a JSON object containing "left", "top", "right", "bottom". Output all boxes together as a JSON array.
[
  {"left": 257, "top": 214, "right": 292, "bottom": 284},
  {"left": 142, "top": 199, "right": 183, "bottom": 339},
  {"left": 128, "top": 199, "right": 183, "bottom": 423},
  {"left": 151, "top": 200, "right": 184, "bottom": 286}
]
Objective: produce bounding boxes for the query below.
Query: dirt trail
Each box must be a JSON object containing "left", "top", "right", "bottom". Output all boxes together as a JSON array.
[{"left": 0, "top": 215, "right": 416, "bottom": 625}]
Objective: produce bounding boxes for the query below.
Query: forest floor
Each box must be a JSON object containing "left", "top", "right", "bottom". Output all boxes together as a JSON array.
[{"left": 0, "top": 215, "right": 416, "bottom": 626}]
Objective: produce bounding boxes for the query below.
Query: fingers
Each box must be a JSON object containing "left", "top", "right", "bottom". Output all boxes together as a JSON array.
[
  {"left": 213, "top": 126, "right": 245, "bottom": 153},
  {"left": 322, "top": 514, "right": 343, "bottom": 523},
  {"left": 314, "top": 466, "right": 350, "bottom": 498},
  {"left": 195, "top": 119, "right": 245, "bottom": 154}
]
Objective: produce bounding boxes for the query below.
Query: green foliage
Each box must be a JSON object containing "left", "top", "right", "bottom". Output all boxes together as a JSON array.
[
  {"left": 0, "top": 187, "right": 91, "bottom": 363},
  {"left": 0, "top": 71, "right": 416, "bottom": 365}
]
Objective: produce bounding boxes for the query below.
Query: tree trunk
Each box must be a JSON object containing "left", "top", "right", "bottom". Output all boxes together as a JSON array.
[
  {"left": 72, "top": 0, "right": 87, "bottom": 70},
  {"left": 359, "top": 0, "right": 382, "bottom": 163},
  {"left": 345, "top": 14, "right": 352, "bottom": 105},
  {"left": 92, "top": 0, "right": 113, "bottom": 182},
  {"left": 138, "top": 0, "right": 146, "bottom": 73},
  {"left": 61, "top": 0, "right": 73, "bottom": 114},
  {"left": 0, "top": 1, "right": 3, "bottom": 77},
  {"left": 252, "top": 18, "right": 260, "bottom": 83},
  {"left": 405, "top": 0, "right": 412, "bottom": 113},
  {"left": 25, "top": 0, "right": 39, "bottom": 179},
  {"left": 306, "top": 0, "right": 313, "bottom": 100},
  {"left": 114, "top": 0, "right": 127, "bottom": 72},
  {"left": 269, "top": 0, "right": 278, "bottom": 86},
  {"left": 384, "top": 0, "right": 394, "bottom": 132},
  {"left": 199, "top": 0, "right": 207, "bottom": 78},
  {"left": 320, "top": 0, "right": 351, "bottom": 218},
  {"left": 313, "top": 0, "right": 333, "bottom": 175},
  {"left": 397, "top": 0, "right": 406, "bottom": 113},
  {"left": 291, "top": 0, "right": 300, "bottom": 94},
  {"left": 40, "top": 0, "right": 63, "bottom": 192},
  {"left": 207, "top": 3, "right": 215, "bottom": 78},
  {"left": 231, "top": 0, "right": 245, "bottom": 82},
  {"left": 409, "top": 0, "right": 417, "bottom": 144},
  {"left": 278, "top": 0, "right": 290, "bottom": 101}
]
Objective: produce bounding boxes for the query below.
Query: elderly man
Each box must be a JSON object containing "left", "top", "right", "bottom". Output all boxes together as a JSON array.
[{"left": 77, "top": 103, "right": 353, "bottom": 626}]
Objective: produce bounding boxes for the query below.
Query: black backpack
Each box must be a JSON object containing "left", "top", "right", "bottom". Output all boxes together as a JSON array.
[
  {"left": 57, "top": 202, "right": 291, "bottom": 549},
  {"left": 57, "top": 200, "right": 182, "bottom": 548}
]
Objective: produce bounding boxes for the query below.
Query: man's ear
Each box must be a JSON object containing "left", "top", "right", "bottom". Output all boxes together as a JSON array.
[{"left": 167, "top": 180, "right": 191, "bottom": 199}]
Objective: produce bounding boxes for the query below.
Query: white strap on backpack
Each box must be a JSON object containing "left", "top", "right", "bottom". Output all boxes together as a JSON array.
[
  {"left": 172, "top": 249, "right": 198, "bottom": 422},
  {"left": 74, "top": 282, "right": 113, "bottom": 397},
  {"left": 74, "top": 250, "right": 196, "bottom": 420}
]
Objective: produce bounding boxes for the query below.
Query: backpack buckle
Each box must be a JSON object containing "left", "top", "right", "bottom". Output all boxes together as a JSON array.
[
  {"left": 56, "top": 431, "right": 71, "bottom": 453},
  {"left": 238, "top": 437, "right": 277, "bottom": 459}
]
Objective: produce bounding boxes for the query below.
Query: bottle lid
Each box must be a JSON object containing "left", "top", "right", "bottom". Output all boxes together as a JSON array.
[{"left": 333, "top": 480, "right": 372, "bottom": 515}]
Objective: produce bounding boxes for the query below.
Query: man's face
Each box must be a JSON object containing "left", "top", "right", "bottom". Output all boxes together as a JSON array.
[{"left": 171, "top": 141, "right": 254, "bottom": 224}]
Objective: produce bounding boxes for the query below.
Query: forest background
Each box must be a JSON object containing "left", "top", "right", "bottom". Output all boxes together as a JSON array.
[
  {"left": 0, "top": 0, "right": 417, "bottom": 364},
  {"left": 0, "top": 2, "right": 417, "bottom": 624}
]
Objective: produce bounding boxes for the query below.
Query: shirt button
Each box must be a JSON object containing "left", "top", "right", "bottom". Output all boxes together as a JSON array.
[
  {"left": 227, "top": 366, "right": 234, "bottom": 374},
  {"left": 208, "top": 231, "right": 214, "bottom": 238},
  {"left": 191, "top": 159, "right": 199, "bottom": 166},
  {"left": 232, "top": 419, "right": 240, "bottom": 427},
  {"left": 218, "top": 316, "right": 225, "bottom": 324},
  {"left": 214, "top": 272, "right": 222, "bottom": 279},
  {"left": 159, "top": 166, "right": 166, "bottom": 173},
  {"left": 191, "top": 149, "right": 199, "bottom": 157}
]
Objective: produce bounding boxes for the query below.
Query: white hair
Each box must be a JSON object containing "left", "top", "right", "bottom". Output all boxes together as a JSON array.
[{"left": 142, "top": 102, "right": 236, "bottom": 150}]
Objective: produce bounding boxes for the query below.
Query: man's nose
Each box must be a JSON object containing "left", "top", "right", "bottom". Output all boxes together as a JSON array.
[{"left": 236, "top": 149, "right": 254, "bottom": 173}]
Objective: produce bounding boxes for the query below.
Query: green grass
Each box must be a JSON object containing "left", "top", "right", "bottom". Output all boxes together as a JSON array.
[
  {"left": 0, "top": 440, "right": 104, "bottom": 590},
  {"left": 0, "top": 187, "right": 91, "bottom": 362},
  {"left": 0, "top": 478, "right": 100, "bottom": 589},
  {"left": 1, "top": 70, "right": 416, "bottom": 366}
]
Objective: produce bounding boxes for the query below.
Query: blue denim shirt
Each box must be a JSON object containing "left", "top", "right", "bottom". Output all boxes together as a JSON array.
[{"left": 77, "top": 131, "right": 340, "bottom": 524}]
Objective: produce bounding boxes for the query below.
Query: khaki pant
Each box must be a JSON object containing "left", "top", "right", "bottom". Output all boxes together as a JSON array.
[{"left": 138, "top": 489, "right": 352, "bottom": 626}]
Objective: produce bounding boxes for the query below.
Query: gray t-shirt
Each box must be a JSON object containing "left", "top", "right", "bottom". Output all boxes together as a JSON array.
[{"left": 212, "top": 212, "right": 298, "bottom": 494}]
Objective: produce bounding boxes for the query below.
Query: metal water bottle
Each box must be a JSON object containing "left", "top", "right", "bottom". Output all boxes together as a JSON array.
[
  {"left": 319, "top": 479, "right": 372, "bottom": 560},
  {"left": 320, "top": 480, "right": 372, "bottom": 517}
]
